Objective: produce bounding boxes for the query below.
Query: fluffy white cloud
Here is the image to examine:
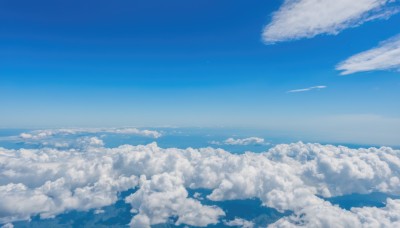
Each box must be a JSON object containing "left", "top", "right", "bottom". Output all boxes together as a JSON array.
[
  {"left": 0, "top": 141, "right": 400, "bottom": 227},
  {"left": 0, "top": 223, "right": 13, "bottom": 228},
  {"left": 0, "top": 144, "right": 139, "bottom": 224},
  {"left": 224, "top": 218, "right": 254, "bottom": 228},
  {"left": 211, "top": 137, "right": 266, "bottom": 146},
  {"left": 270, "top": 198, "right": 400, "bottom": 227},
  {"left": 287, "top": 85, "right": 327, "bottom": 93},
  {"left": 125, "top": 173, "right": 224, "bottom": 227},
  {"left": 76, "top": 137, "right": 105, "bottom": 148},
  {"left": 267, "top": 143, "right": 400, "bottom": 197},
  {"left": 337, "top": 34, "right": 400, "bottom": 75},
  {"left": 19, "top": 127, "right": 162, "bottom": 139},
  {"left": 351, "top": 198, "right": 400, "bottom": 227},
  {"left": 263, "top": 0, "right": 399, "bottom": 43}
]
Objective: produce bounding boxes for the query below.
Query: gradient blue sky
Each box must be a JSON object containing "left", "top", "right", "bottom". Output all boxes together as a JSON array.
[{"left": 0, "top": 0, "right": 399, "bottom": 145}]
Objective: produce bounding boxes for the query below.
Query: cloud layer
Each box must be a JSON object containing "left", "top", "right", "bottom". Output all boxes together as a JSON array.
[
  {"left": 337, "top": 34, "right": 400, "bottom": 75},
  {"left": 263, "top": 0, "right": 399, "bottom": 43},
  {"left": 1, "top": 140, "right": 400, "bottom": 227},
  {"left": 211, "top": 137, "right": 266, "bottom": 146},
  {"left": 19, "top": 127, "right": 162, "bottom": 140}
]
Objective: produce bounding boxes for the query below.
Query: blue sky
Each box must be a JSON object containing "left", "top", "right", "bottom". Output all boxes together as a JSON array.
[
  {"left": 2, "top": 2, "right": 400, "bottom": 227},
  {"left": 1, "top": 0, "right": 400, "bottom": 144}
]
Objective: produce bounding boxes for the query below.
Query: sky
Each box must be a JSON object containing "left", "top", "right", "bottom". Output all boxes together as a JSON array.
[
  {"left": 1, "top": 0, "right": 400, "bottom": 145},
  {"left": 1, "top": 2, "right": 400, "bottom": 227}
]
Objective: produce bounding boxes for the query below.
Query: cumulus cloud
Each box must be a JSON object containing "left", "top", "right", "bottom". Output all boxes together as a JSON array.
[
  {"left": 211, "top": 137, "right": 266, "bottom": 146},
  {"left": 125, "top": 174, "right": 224, "bottom": 227},
  {"left": 224, "top": 218, "right": 254, "bottom": 228},
  {"left": 263, "top": 0, "right": 399, "bottom": 43},
  {"left": 1, "top": 141, "right": 400, "bottom": 227},
  {"left": 0, "top": 144, "right": 139, "bottom": 224},
  {"left": 270, "top": 198, "right": 400, "bottom": 227},
  {"left": 0, "top": 223, "right": 13, "bottom": 228},
  {"left": 76, "top": 137, "right": 105, "bottom": 148},
  {"left": 193, "top": 192, "right": 204, "bottom": 200},
  {"left": 287, "top": 85, "right": 327, "bottom": 93},
  {"left": 19, "top": 127, "right": 162, "bottom": 140},
  {"left": 337, "top": 34, "right": 400, "bottom": 75},
  {"left": 267, "top": 143, "right": 400, "bottom": 197},
  {"left": 351, "top": 198, "right": 400, "bottom": 227}
]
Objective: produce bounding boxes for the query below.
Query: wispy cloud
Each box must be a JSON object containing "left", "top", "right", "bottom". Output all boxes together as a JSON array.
[
  {"left": 337, "top": 34, "right": 400, "bottom": 75},
  {"left": 19, "top": 127, "right": 162, "bottom": 139},
  {"left": 263, "top": 0, "right": 399, "bottom": 43},
  {"left": 287, "top": 85, "right": 327, "bottom": 93},
  {"left": 211, "top": 137, "right": 267, "bottom": 146}
]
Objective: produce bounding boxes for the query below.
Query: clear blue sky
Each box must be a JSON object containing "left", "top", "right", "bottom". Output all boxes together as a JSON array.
[{"left": 0, "top": 0, "right": 399, "bottom": 144}]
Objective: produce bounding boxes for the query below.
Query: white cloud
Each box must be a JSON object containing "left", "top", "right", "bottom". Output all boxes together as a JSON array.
[
  {"left": 211, "top": 137, "right": 266, "bottom": 146},
  {"left": 263, "top": 0, "right": 399, "bottom": 43},
  {"left": 287, "top": 85, "right": 327, "bottom": 93},
  {"left": 93, "top": 209, "right": 105, "bottom": 215},
  {"left": 351, "top": 198, "right": 400, "bottom": 227},
  {"left": 0, "top": 224, "right": 13, "bottom": 228},
  {"left": 125, "top": 173, "right": 224, "bottom": 227},
  {"left": 224, "top": 218, "right": 254, "bottom": 228},
  {"left": 19, "top": 127, "right": 162, "bottom": 140},
  {"left": 1, "top": 141, "right": 400, "bottom": 227},
  {"left": 270, "top": 198, "right": 400, "bottom": 227},
  {"left": 337, "top": 34, "right": 400, "bottom": 75},
  {"left": 76, "top": 137, "right": 105, "bottom": 148},
  {"left": 193, "top": 192, "right": 204, "bottom": 200},
  {"left": 267, "top": 143, "right": 400, "bottom": 197},
  {"left": 0, "top": 145, "right": 139, "bottom": 224}
]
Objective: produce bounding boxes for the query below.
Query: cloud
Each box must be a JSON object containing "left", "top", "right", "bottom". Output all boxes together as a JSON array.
[
  {"left": 337, "top": 34, "right": 400, "bottom": 75},
  {"left": 1, "top": 141, "right": 400, "bottom": 227},
  {"left": 211, "top": 137, "right": 267, "bottom": 146},
  {"left": 93, "top": 209, "right": 105, "bottom": 215},
  {"left": 0, "top": 223, "right": 13, "bottom": 228},
  {"left": 287, "top": 85, "right": 327, "bottom": 93},
  {"left": 19, "top": 127, "right": 162, "bottom": 140},
  {"left": 270, "top": 198, "right": 400, "bottom": 227},
  {"left": 262, "top": 0, "right": 399, "bottom": 43},
  {"left": 76, "top": 137, "right": 105, "bottom": 148},
  {"left": 125, "top": 173, "right": 224, "bottom": 227},
  {"left": 224, "top": 218, "right": 254, "bottom": 228},
  {"left": 350, "top": 198, "right": 400, "bottom": 227},
  {"left": 266, "top": 143, "right": 400, "bottom": 198}
]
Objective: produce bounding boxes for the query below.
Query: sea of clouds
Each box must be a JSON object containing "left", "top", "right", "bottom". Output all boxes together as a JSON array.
[{"left": 1, "top": 130, "right": 400, "bottom": 227}]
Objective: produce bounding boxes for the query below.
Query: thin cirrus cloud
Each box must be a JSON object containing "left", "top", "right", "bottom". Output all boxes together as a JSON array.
[
  {"left": 287, "top": 85, "right": 327, "bottom": 93},
  {"left": 210, "top": 137, "right": 267, "bottom": 146},
  {"left": 18, "top": 127, "right": 162, "bottom": 139},
  {"left": 262, "top": 0, "right": 399, "bottom": 43},
  {"left": 336, "top": 34, "right": 400, "bottom": 75}
]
